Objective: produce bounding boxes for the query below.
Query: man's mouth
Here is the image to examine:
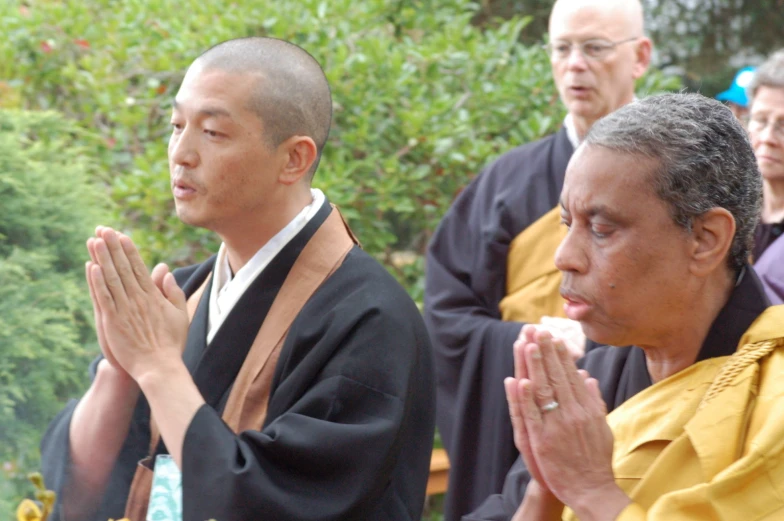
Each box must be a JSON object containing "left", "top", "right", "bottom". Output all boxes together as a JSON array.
[{"left": 172, "top": 179, "right": 197, "bottom": 199}]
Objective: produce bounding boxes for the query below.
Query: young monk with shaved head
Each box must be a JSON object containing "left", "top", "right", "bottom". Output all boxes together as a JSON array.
[
  {"left": 424, "top": 1, "right": 651, "bottom": 519},
  {"left": 40, "top": 37, "right": 436, "bottom": 521}
]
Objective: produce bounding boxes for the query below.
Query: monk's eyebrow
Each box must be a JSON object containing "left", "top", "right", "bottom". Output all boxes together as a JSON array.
[{"left": 172, "top": 99, "right": 233, "bottom": 119}]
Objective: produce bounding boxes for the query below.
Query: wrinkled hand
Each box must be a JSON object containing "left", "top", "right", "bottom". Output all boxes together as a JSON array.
[
  {"left": 86, "top": 226, "right": 188, "bottom": 381},
  {"left": 506, "top": 327, "right": 625, "bottom": 513},
  {"left": 506, "top": 325, "right": 593, "bottom": 497},
  {"left": 537, "top": 316, "right": 586, "bottom": 360}
]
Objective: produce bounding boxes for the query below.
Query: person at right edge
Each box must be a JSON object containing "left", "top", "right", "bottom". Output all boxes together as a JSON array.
[
  {"left": 748, "top": 50, "right": 784, "bottom": 304},
  {"left": 423, "top": 1, "right": 651, "bottom": 519}
]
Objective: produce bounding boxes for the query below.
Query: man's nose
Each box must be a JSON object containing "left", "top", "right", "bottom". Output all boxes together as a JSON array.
[
  {"left": 169, "top": 128, "right": 199, "bottom": 168},
  {"left": 565, "top": 45, "right": 589, "bottom": 70}
]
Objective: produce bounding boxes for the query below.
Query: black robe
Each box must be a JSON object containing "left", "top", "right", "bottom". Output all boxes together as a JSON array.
[
  {"left": 423, "top": 129, "right": 574, "bottom": 521},
  {"left": 41, "top": 199, "right": 436, "bottom": 521},
  {"left": 464, "top": 267, "right": 771, "bottom": 521}
]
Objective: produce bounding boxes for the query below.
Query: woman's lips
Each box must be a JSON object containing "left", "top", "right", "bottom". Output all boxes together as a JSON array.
[{"left": 561, "top": 291, "right": 591, "bottom": 321}]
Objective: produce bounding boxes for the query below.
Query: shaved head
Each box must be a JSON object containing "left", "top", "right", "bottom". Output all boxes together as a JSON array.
[
  {"left": 550, "top": 0, "right": 645, "bottom": 37},
  {"left": 194, "top": 37, "right": 332, "bottom": 176},
  {"left": 546, "top": 0, "right": 651, "bottom": 137}
]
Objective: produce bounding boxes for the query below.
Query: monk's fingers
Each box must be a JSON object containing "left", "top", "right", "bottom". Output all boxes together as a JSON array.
[
  {"left": 519, "top": 379, "right": 544, "bottom": 427},
  {"left": 513, "top": 337, "right": 528, "bottom": 380},
  {"left": 536, "top": 332, "right": 576, "bottom": 406},
  {"left": 584, "top": 377, "right": 607, "bottom": 414},
  {"left": 97, "top": 228, "right": 142, "bottom": 293},
  {"left": 524, "top": 342, "right": 558, "bottom": 411},
  {"left": 87, "top": 237, "right": 99, "bottom": 264},
  {"left": 151, "top": 263, "right": 169, "bottom": 293},
  {"left": 88, "top": 263, "right": 117, "bottom": 315},
  {"left": 92, "top": 237, "right": 129, "bottom": 311},
  {"left": 116, "top": 232, "right": 157, "bottom": 293},
  {"left": 552, "top": 333, "right": 595, "bottom": 408},
  {"left": 505, "top": 377, "right": 529, "bottom": 449},
  {"left": 522, "top": 324, "right": 538, "bottom": 344},
  {"left": 85, "top": 261, "right": 101, "bottom": 312}
]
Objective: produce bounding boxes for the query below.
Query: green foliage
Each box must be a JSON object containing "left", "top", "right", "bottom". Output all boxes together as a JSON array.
[
  {"left": 0, "top": 109, "right": 112, "bottom": 511},
  {"left": 1, "top": 0, "right": 679, "bottom": 302}
]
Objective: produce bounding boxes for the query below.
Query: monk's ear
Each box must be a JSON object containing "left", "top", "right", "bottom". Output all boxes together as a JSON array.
[
  {"left": 631, "top": 37, "right": 652, "bottom": 79},
  {"left": 689, "top": 208, "right": 736, "bottom": 277},
  {"left": 278, "top": 135, "right": 318, "bottom": 185}
]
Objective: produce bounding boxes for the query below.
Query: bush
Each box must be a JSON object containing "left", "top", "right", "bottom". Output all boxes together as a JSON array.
[
  {"left": 0, "top": 109, "right": 112, "bottom": 511},
  {"left": 0, "top": 0, "right": 680, "bottom": 302}
]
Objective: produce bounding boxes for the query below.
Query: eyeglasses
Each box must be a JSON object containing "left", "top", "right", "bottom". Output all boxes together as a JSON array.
[
  {"left": 746, "top": 115, "right": 784, "bottom": 140},
  {"left": 543, "top": 36, "right": 640, "bottom": 61}
]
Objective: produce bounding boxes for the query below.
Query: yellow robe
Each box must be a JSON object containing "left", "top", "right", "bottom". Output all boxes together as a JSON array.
[{"left": 566, "top": 304, "right": 784, "bottom": 520}]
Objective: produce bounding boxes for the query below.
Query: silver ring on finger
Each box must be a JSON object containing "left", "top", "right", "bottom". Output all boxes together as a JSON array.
[{"left": 540, "top": 401, "right": 560, "bottom": 413}]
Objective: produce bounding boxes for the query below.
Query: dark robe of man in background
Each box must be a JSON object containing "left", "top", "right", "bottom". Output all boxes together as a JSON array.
[
  {"left": 424, "top": 128, "right": 573, "bottom": 520},
  {"left": 41, "top": 200, "right": 436, "bottom": 521}
]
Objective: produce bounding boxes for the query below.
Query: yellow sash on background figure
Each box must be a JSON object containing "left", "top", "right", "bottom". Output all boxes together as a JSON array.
[{"left": 499, "top": 207, "right": 568, "bottom": 323}]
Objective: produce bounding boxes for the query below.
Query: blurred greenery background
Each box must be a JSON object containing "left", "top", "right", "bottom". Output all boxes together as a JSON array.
[{"left": 1, "top": 0, "right": 780, "bottom": 517}]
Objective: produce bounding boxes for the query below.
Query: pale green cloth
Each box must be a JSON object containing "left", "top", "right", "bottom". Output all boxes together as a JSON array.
[{"left": 147, "top": 455, "right": 182, "bottom": 521}]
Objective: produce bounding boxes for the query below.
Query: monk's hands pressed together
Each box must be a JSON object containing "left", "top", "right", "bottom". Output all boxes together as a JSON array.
[
  {"left": 86, "top": 226, "right": 189, "bottom": 382},
  {"left": 506, "top": 326, "right": 631, "bottom": 519}
]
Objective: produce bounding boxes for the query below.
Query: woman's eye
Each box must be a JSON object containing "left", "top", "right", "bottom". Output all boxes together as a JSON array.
[{"left": 591, "top": 227, "right": 611, "bottom": 238}]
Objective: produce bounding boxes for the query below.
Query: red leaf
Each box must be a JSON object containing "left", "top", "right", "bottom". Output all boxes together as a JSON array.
[
  {"left": 74, "top": 38, "right": 90, "bottom": 49},
  {"left": 40, "top": 41, "right": 52, "bottom": 53}
]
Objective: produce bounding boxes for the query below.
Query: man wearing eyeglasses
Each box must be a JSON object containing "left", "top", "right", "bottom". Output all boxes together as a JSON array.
[
  {"left": 748, "top": 49, "right": 784, "bottom": 304},
  {"left": 423, "top": 1, "right": 651, "bottom": 520}
]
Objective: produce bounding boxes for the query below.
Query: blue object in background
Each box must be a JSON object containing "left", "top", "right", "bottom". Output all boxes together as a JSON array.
[{"left": 716, "top": 66, "right": 756, "bottom": 107}]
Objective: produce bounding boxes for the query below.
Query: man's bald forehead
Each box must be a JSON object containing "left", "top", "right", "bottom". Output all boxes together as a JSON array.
[{"left": 549, "top": 0, "right": 645, "bottom": 36}]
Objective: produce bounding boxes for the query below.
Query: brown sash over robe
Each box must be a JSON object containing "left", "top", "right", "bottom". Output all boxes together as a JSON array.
[{"left": 124, "top": 206, "right": 357, "bottom": 520}]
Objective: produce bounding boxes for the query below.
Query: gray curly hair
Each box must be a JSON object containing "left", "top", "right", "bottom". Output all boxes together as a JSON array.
[
  {"left": 748, "top": 49, "right": 784, "bottom": 102},
  {"left": 583, "top": 93, "right": 762, "bottom": 272}
]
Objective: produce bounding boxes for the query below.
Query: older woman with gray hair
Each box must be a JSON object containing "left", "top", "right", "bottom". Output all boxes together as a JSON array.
[
  {"left": 748, "top": 49, "right": 784, "bottom": 304},
  {"left": 466, "top": 93, "right": 784, "bottom": 521}
]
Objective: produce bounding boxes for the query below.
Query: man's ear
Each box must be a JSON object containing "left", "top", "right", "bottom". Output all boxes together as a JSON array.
[
  {"left": 689, "top": 208, "right": 736, "bottom": 277},
  {"left": 278, "top": 136, "right": 318, "bottom": 185},
  {"left": 632, "top": 37, "right": 652, "bottom": 80}
]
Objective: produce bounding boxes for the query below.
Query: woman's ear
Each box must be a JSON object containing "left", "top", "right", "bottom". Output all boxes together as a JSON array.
[{"left": 689, "top": 208, "right": 736, "bottom": 276}]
